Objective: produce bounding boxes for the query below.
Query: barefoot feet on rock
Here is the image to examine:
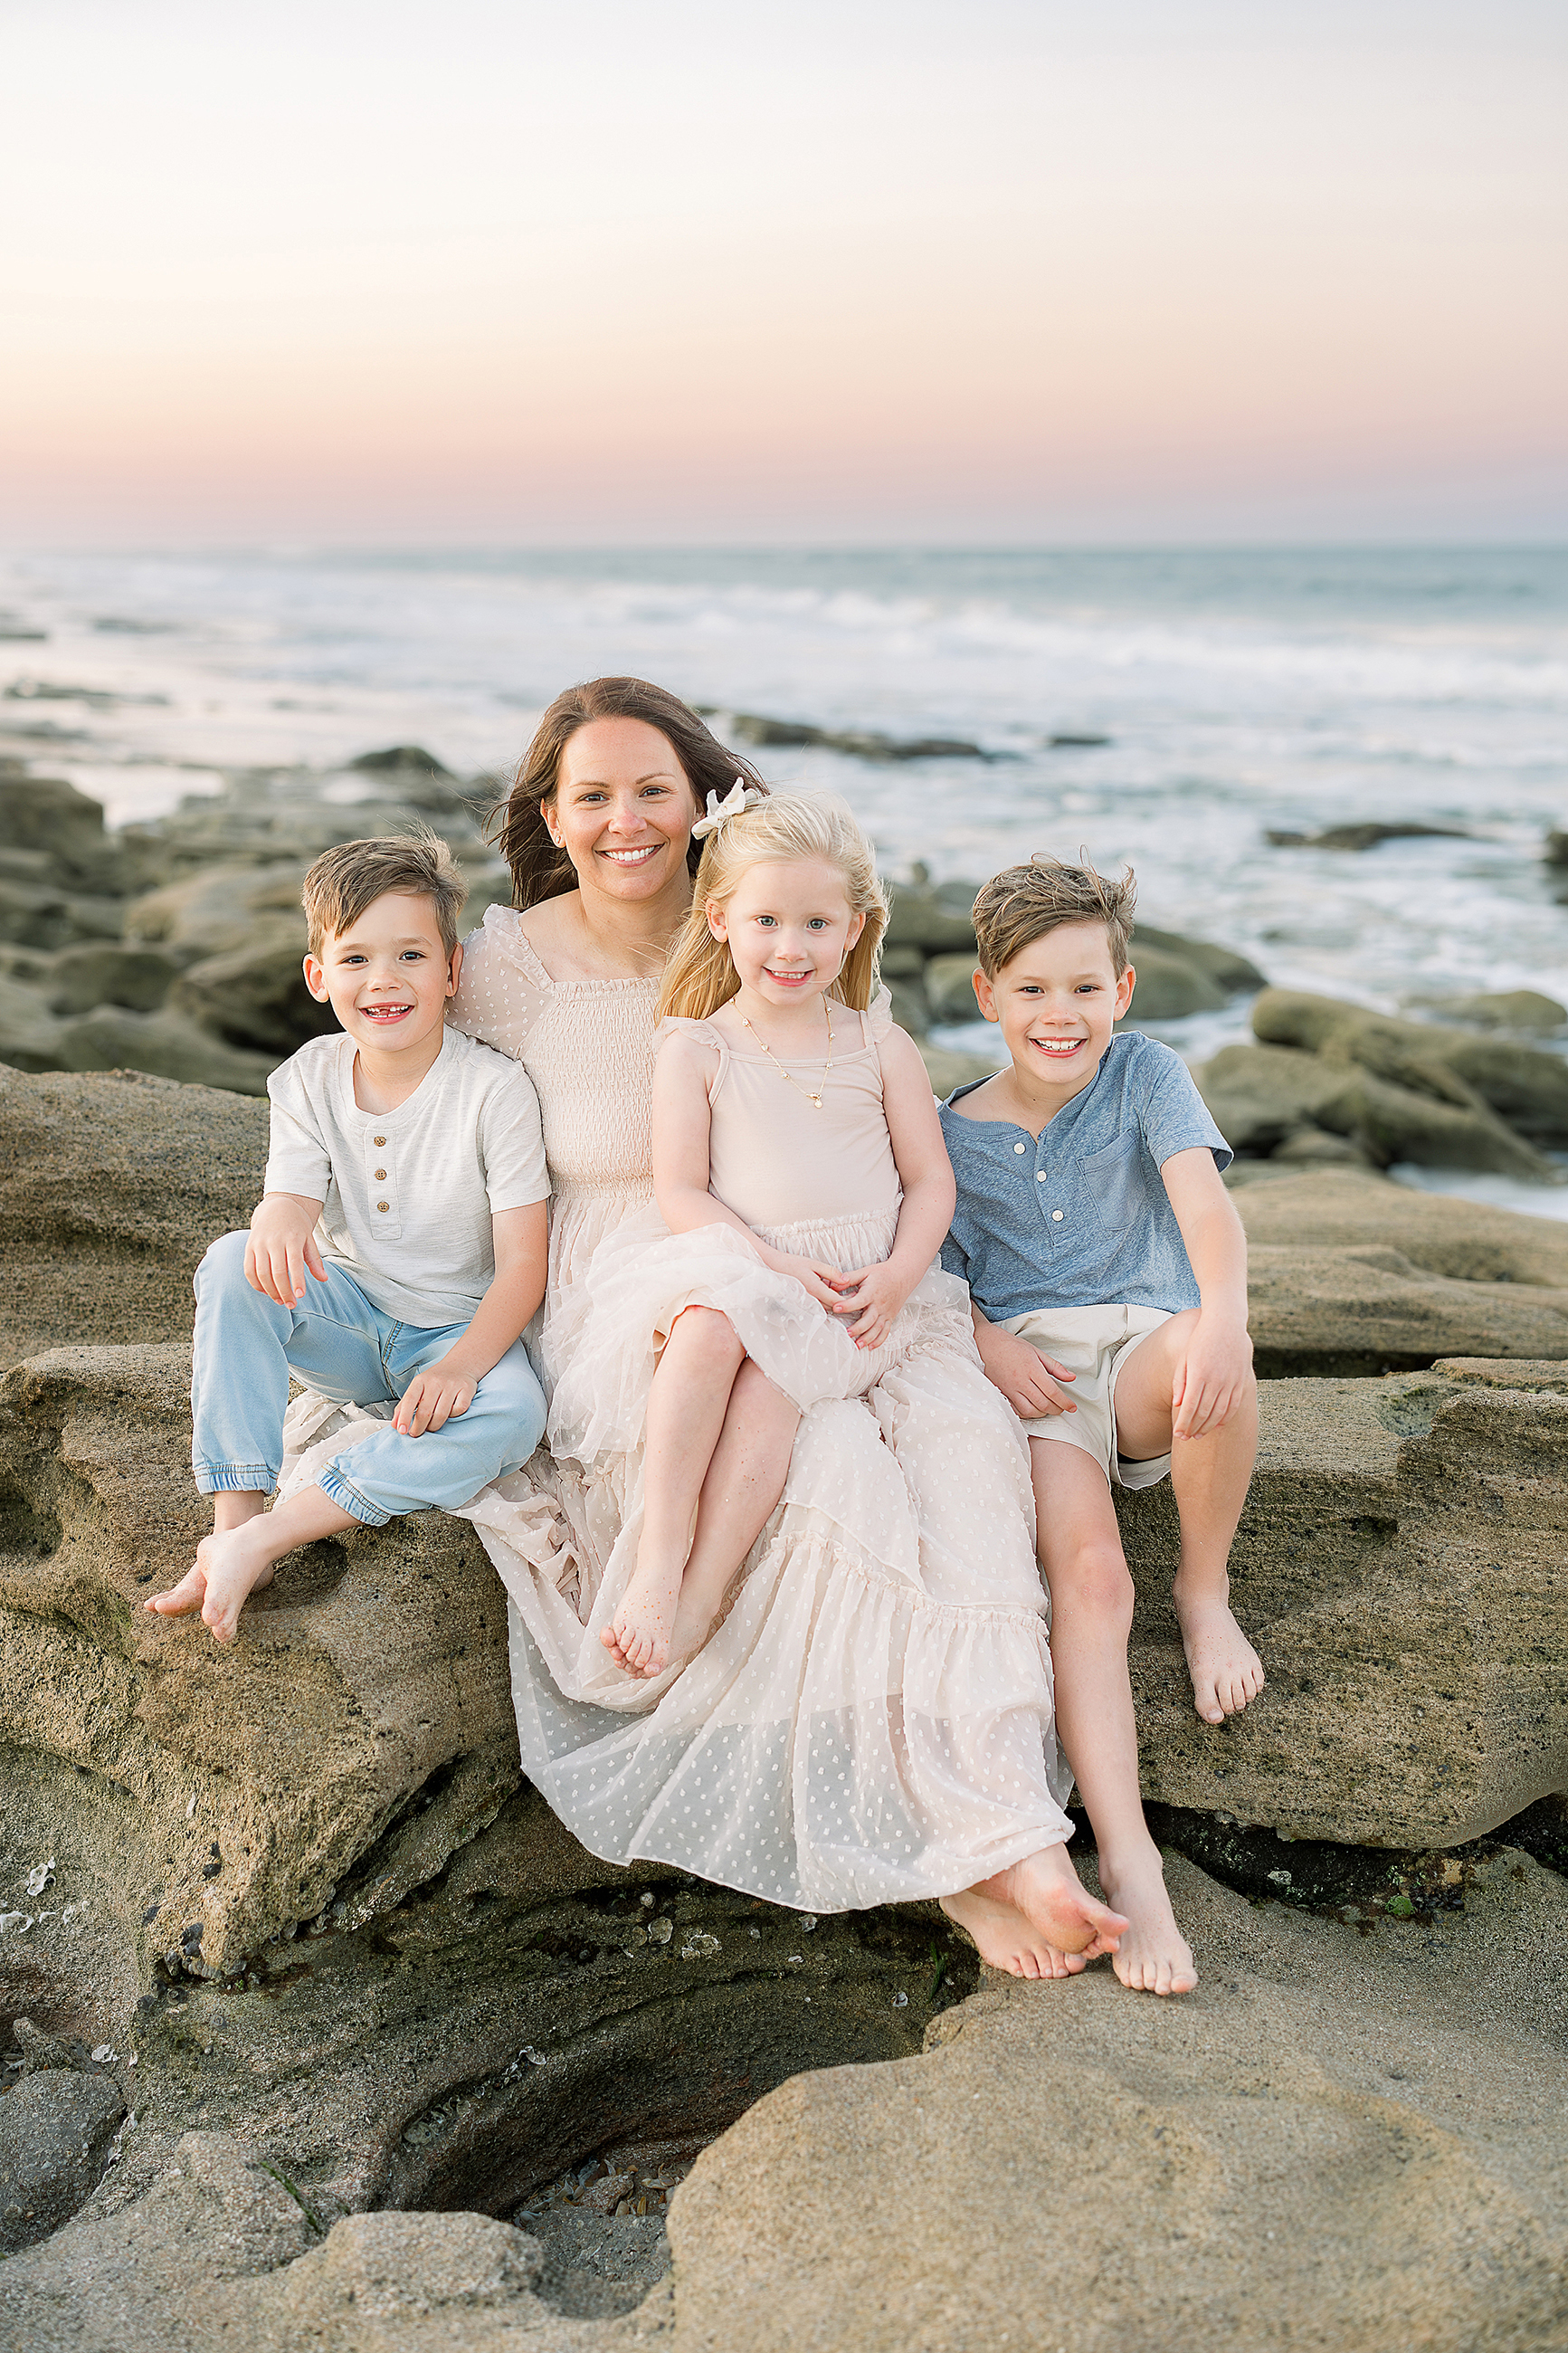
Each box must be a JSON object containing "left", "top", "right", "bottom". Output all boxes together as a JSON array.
[
  {"left": 144, "top": 1529, "right": 276, "bottom": 1645},
  {"left": 1098, "top": 1842, "right": 1198, "bottom": 1996},
  {"left": 942, "top": 1843, "right": 1126, "bottom": 1980},
  {"left": 1174, "top": 1592, "right": 1265, "bottom": 1724}
]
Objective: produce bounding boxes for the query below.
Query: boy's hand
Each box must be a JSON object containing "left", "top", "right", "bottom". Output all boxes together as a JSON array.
[
  {"left": 1173, "top": 1311, "right": 1253, "bottom": 1439},
  {"left": 394, "top": 1357, "right": 478, "bottom": 1435},
  {"left": 824, "top": 1262, "right": 912, "bottom": 1351},
  {"left": 977, "top": 1326, "right": 1077, "bottom": 1418},
  {"left": 246, "top": 1194, "right": 327, "bottom": 1305}
]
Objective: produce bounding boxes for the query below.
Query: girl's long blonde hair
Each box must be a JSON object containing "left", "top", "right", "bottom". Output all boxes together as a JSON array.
[{"left": 659, "top": 792, "right": 889, "bottom": 1022}]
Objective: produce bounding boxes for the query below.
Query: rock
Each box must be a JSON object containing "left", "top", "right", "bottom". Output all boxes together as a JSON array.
[
  {"left": 0, "top": 2068, "right": 125, "bottom": 2252},
  {"left": 1265, "top": 821, "right": 1471, "bottom": 852},
  {"left": 0, "top": 876, "right": 126, "bottom": 951},
  {"left": 169, "top": 924, "right": 336, "bottom": 1057},
  {"left": 1409, "top": 988, "right": 1568, "bottom": 1035},
  {"left": 1268, "top": 1127, "right": 1373, "bottom": 1167},
  {"left": 13, "top": 2017, "right": 78, "bottom": 2072},
  {"left": 214, "top": 2211, "right": 551, "bottom": 2347},
  {"left": 0, "top": 1345, "right": 524, "bottom": 1979},
  {"left": 883, "top": 975, "right": 930, "bottom": 1038},
  {"left": 0, "top": 1068, "right": 268, "bottom": 1369},
  {"left": 921, "top": 952, "right": 981, "bottom": 1022},
  {"left": 43, "top": 944, "right": 180, "bottom": 1015},
  {"left": 1253, "top": 987, "right": 1568, "bottom": 1149},
  {"left": 1131, "top": 923, "right": 1265, "bottom": 996},
  {"left": 0, "top": 971, "right": 68, "bottom": 1072},
  {"left": 1198, "top": 1035, "right": 1557, "bottom": 1180},
  {"left": 0, "top": 772, "right": 128, "bottom": 896},
  {"left": 1231, "top": 1166, "right": 1568, "bottom": 1290},
  {"left": 125, "top": 863, "right": 308, "bottom": 965},
  {"left": 669, "top": 1852, "right": 1568, "bottom": 2353},
  {"left": 52, "top": 1006, "right": 277, "bottom": 1096},
  {"left": 0, "top": 2133, "right": 318, "bottom": 2350},
  {"left": 727, "top": 713, "right": 991, "bottom": 762},
  {"left": 917, "top": 1042, "right": 1001, "bottom": 1097},
  {"left": 882, "top": 880, "right": 981, "bottom": 956},
  {"left": 347, "top": 745, "right": 456, "bottom": 779},
  {"left": 1544, "top": 827, "right": 1568, "bottom": 867},
  {"left": 1243, "top": 1245, "right": 1568, "bottom": 1375},
  {"left": 1123, "top": 941, "right": 1227, "bottom": 1021},
  {"left": 1118, "top": 1367, "right": 1568, "bottom": 1840}
]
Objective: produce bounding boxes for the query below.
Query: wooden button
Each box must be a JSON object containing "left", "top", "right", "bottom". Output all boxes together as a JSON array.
[{"left": 376, "top": 1201, "right": 390, "bottom": 1213}]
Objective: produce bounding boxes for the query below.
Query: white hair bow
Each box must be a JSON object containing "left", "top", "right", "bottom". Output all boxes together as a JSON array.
[{"left": 692, "top": 776, "right": 761, "bottom": 839}]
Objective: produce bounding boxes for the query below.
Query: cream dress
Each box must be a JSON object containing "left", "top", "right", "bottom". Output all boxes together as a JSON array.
[{"left": 288, "top": 905, "right": 1073, "bottom": 1914}]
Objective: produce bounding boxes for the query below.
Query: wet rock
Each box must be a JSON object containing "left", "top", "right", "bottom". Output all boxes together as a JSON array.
[
  {"left": 1253, "top": 986, "right": 1568, "bottom": 1149},
  {"left": 52, "top": 1005, "right": 277, "bottom": 1096},
  {"left": 347, "top": 744, "right": 456, "bottom": 780},
  {"left": 0, "top": 2067, "right": 125, "bottom": 2252},
  {"left": 882, "top": 878, "right": 982, "bottom": 956},
  {"left": 1409, "top": 987, "right": 1568, "bottom": 1035},
  {"left": 921, "top": 952, "right": 980, "bottom": 1022},
  {"left": 727, "top": 712, "right": 990, "bottom": 762},
  {"left": 43, "top": 944, "right": 181, "bottom": 1015},
  {"left": 1266, "top": 820, "right": 1471, "bottom": 852},
  {"left": 1118, "top": 1367, "right": 1568, "bottom": 1842},
  {"left": 1198, "top": 1035, "right": 1556, "bottom": 1180},
  {"left": 0, "top": 1068, "right": 268, "bottom": 1370},
  {"left": 670, "top": 1853, "right": 1568, "bottom": 2353},
  {"left": 1123, "top": 940, "right": 1227, "bottom": 1021},
  {"left": 1132, "top": 923, "right": 1265, "bottom": 996},
  {"left": 169, "top": 925, "right": 337, "bottom": 1057},
  {"left": 125, "top": 862, "right": 308, "bottom": 966}
]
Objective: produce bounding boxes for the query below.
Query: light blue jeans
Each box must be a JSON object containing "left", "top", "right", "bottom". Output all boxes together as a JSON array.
[{"left": 190, "top": 1230, "right": 546, "bottom": 1527}]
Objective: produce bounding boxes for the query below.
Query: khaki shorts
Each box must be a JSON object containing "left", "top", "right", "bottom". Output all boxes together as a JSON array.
[{"left": 1002, "top": 1304, "right": 1174, "bottom": 1491}]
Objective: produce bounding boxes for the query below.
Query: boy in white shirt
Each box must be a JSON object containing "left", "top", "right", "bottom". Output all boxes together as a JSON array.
[{"left": 146, "top": 831, "right": 550, "bottom": 1645}]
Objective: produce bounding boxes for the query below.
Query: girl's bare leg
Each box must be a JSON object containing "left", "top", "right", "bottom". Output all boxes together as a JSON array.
[
  {"left": 942, "top": 1845, "right": 1127, "bottom": 1981},
  {"left": 663, "top": 1358, "right": 799, "bottom": 1664},
  {"left": 607, "top": 1307, "right": 745, "bottom": 1676}
]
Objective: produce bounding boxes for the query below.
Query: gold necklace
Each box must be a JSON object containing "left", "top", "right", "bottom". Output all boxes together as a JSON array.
[{"left": 741, "top": 1001, "right": 835, "bottom": 1109}]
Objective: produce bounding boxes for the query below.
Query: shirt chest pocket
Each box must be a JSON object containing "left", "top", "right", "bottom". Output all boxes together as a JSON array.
[{"left": 1080, "top": 1133, "right": 1145, "bottom": 1241}]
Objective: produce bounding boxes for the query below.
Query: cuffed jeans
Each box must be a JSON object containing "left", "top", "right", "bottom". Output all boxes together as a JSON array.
[{"left": 191, "top": 1230, "right": 546, "bottom": 1527}]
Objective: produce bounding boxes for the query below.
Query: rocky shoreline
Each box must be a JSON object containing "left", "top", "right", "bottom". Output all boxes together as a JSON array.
[{"left": 3, "top": 754, "right": 1568, "bottom": 2348}]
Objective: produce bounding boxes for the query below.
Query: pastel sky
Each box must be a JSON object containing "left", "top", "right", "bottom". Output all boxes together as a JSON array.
[{"left": 3, "top": 0, "right": 1565, "bottom": 544}]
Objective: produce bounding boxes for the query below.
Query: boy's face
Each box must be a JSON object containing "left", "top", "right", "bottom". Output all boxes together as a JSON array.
[
  {"left": 304, "top": 891, "right": 460, "bottom": 1057},
  {"left": 974, "top": 919, "right": 1135, "bottom": 1105}
]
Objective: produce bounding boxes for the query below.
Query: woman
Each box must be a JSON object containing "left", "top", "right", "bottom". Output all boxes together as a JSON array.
[{"left": 451, "top": 678, "right": 1123, "bottom": 1976}]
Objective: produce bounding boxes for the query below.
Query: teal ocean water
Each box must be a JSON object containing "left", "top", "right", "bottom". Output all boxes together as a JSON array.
[{"left": 4, "top": 545, "right": 1566, "bottom": 1210}]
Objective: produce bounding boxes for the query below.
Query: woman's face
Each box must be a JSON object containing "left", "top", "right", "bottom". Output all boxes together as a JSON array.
[{"left": 544, "top": 718, "right": 700, "bottom": 907}]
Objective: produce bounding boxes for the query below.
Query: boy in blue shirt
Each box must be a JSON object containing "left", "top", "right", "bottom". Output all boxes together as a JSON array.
[{"left": 940, "top": 855, "right": 1261, "bottom": 1998}]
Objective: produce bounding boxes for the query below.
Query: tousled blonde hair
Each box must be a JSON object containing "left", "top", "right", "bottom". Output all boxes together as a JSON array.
[
  {"left": 302, "top": 828, "right": 467, "bottom": 960},
  {"left": 658, "top": 793, "right": 888, "bottom": 1022},
  {"left": 972, "top": 853, "right": 1137, "bottom": 978}
]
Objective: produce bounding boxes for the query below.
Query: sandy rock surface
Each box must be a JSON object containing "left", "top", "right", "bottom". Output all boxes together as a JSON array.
[{"left": 669, "top": 1852, "right": 1568, "bottom": 2353}]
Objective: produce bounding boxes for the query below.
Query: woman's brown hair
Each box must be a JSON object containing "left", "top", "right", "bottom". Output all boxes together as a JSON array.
[{"left": 491, "top": 677, "right": 767, "bottom": 910}]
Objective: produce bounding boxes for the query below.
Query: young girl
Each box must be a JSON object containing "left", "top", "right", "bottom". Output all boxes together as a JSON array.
[{"left": 546, "top": 789, "right": 1126, "bottom": 1966}]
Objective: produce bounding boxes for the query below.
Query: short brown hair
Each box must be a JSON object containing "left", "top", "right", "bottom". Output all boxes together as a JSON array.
[
  {"left": 301, "top": 830, "right": 467, "bottom": 960},
  {"left": 491, "top": 676, "right": 767, "bottom": 910},
  {"left": 972, "top": 853, "right": 1137, "bottom": 978}
]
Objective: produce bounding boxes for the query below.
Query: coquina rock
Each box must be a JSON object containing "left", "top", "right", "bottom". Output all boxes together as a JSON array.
[
  {"left": 1197, "top": 1039, "right": 1557, "bottom": 1180},
  {"left": 1253, "top": 986, "right": 1568, "bottom": 1148}
]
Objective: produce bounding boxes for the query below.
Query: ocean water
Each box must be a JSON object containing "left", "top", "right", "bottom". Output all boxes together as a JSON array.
[{"left": 4, "top": 544, "right": 1567, "bottom": 1206}]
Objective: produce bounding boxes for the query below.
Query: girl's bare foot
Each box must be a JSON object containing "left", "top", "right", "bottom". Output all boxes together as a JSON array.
[
  {"left": 144, "top": 1529, "right": 277, "bottom": 1646},
  {"left": 602, "top": 1542, "right": 685, "bottom": 1677},
  {"left": 942, "top": 1843, "right": 1126, "bottom": 1978},
  {"left": 1174, "top": 1590, "right": 1265, "bottom": 1724},
  {"left": 1097, "top": 1840, "right": 1198, "bottom": 1996}
]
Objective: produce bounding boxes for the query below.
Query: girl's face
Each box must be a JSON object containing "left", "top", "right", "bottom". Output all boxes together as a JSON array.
[
  {"left": 708, "top": 857, "right": 865, "bottom": 1010},
  {"left": 545, "top": 718, "right": 700, "bottom": 906}
]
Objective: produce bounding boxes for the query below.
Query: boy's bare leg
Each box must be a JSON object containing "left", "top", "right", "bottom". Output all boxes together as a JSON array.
[
  {"left": 146, "top": 1484, "right": 356, "bottom": 1646},
  {"left": 664, "top": 1358, "right": 799, "bottom": 1666},
  {"left": 941, "top": 1843, "right": 1127, "bottom": 1981},
  {"left": 607, "top": 1307, "right": 745, "bottom": 1678},
  {"left": 1031, "top": 1439, "right": 1197, "bottom": 1996},
  {"left": 1112, "top": 1312, "right": 1264, "bottom": 1724}
]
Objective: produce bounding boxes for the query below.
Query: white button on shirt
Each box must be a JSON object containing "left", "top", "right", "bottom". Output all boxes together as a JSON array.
[{"left": 1051, "top": 1209, "right": 1064, "bottom": 1221}]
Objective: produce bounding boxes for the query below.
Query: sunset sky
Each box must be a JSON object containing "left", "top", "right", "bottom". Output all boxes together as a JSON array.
[{"left": 4, "top": 0, "right": 1565, "bottom": 545}]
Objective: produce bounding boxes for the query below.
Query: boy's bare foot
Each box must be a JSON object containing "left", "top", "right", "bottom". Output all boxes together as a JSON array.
[
  {"left": 1174, "top": 1590, "right": 1265, "bottom": 1724},
  {"left": 1098, "top": 1841, "right": 1198, "bottom": 1996},
  {"left": 941, "top": 1843, "right": 1126, "bottom": 1979},
  {"left": 144, "top": 1529, "right": 277, "bottom": 1646},
  {"left": 602, "top": 1543, "right": 685, "bottom": 1677}
]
